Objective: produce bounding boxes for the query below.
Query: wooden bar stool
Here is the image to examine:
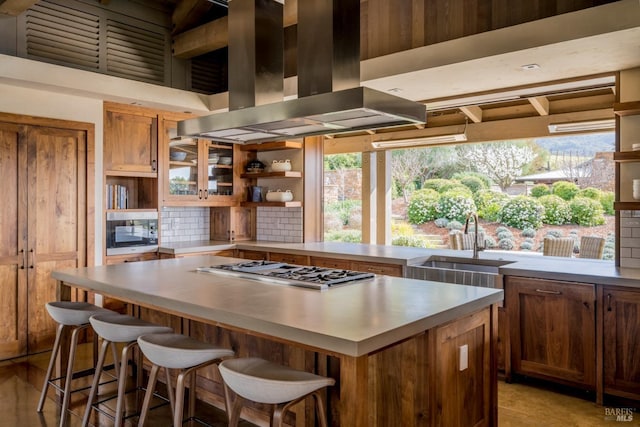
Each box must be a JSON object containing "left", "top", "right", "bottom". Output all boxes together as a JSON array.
[
  {"left": 136, "top": 333, "right": 235, "bottom": 427},
  {"left": 81, "top": 313, "right": 174, "bottom": 427},
  {"left": 37, "top": 301, "right": 117, "bottom": 427},
  {"left": 219, "top": 357, "right": 335, "bottom": 427}
]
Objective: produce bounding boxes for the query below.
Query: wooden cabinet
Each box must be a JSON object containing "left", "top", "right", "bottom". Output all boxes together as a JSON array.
[
  {"left": 309, "top": 256, "right": 352, "bottom": 270},
  {"left": 268, "top": 252, "right": 310, "bottom": 265},
  {"left": 0, "top": 117, "right": 88, "bottom": 359},
  {"left": 104, "top": 103, "right": 158, "bottom": 176},
  {"left": 210, "top": 207, "right": 255, "bottom": 241},
  {"left": 235, "top": 249, "right": 268, "bottom": 260},
  {"left": 104, "top": 252, "right": 159, "bottom": 265},
  {"left": 239, "top": 140, "right": 303, "bottom": 208},
  {"left": 602, "top": 286, "right": 640, "bottom": 401},
  {"left": 161, "top": 118, "right": 244, "bottom": 206},
  {"left": 351, "top": 260, "right": 403, "bottom": 277},
  {"left": 506, "top": 276, "right": 596, "bottom": 389}
]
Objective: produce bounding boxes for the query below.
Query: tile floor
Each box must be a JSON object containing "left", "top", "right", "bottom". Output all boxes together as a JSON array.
[{"left": 1, "top": 345, "right": 638, "bottom": 426}]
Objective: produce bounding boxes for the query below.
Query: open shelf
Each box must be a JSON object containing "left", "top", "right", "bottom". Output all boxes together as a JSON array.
[
  {"left": 240, "top": 140, "right": 303, "bottom": 152},
  {"left": 614, "top": 101, "right": 640, "bottom": 116},
  {"left": 209, "top": 143, "right": 233, "bottom": 150},
  {"left": 240, "top": 201, "right": 302, "bottom": 208},
  {"left": 614, "top": 152, "right": 640, "bottom": 162},
  {"left": 241, "top": 171, "right": 302, "bottom": 179}
]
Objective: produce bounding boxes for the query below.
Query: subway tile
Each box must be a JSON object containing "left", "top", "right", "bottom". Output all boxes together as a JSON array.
[
  {"left": 621, "top": 227, "right": 632, "bottom": 238},
  {"left": 620, "top": 237, "right": 640, "bottom": 248},
  {"left": 621, "top": 247, "right": 632, "bottom": 258},
  {"left": 621, "top": 218, "right": 640, "bottom": 228},
  {"left": 620, "top": 257, "right": 640, "bottom": 268}
]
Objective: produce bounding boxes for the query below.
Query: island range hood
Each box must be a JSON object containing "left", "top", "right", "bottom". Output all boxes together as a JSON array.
[{"left": 178, "top": 0, "right": 426, "bottom": 144}]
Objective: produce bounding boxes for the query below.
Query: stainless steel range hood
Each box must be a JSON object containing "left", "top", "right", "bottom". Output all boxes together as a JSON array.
[{"left": 178, "top": 0, "right": 426, "bottom": 144}]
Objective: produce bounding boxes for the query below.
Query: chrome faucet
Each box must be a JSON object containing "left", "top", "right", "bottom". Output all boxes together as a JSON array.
[{"left": 464, "top": 212, "right": 483, "bottom": 259}]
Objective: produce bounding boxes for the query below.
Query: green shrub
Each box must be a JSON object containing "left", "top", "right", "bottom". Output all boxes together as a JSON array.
[
  {"left": 484, "top": 236, "right": 497, "bottom": 248},
  {"left": 552, "top": 181, "right": 580, "bottom": 201},
  {"left": 498, "top": 238, "right": 515, "bottom": 250},
  {"left": 434, "top": 218, "right": 449, "bottom": 228},
  {"left": 577, "top": 187, "right": 602, "bottom": 200},
  {"left": 451, "top": 172, "right": 492, "bottom": 189},
  {"left": 497, "top": 230, "right": 513, "bottom": 240},
  {"left": 498, "top": 196, "right": 544, "bottom": 229},
  {"left": 545, "top": 229, "right": 564, "bottom": 238},
  {"left": 422, "top": 179, "right": 455, "bottom": 193},
  {"left": 474, "top": 190, "right": 509, "bottom": 222},
  {"left": 520, "top": 241, "right": 534, "bottom": 250},
  {"left": 407, "top": 189, "right": 440, "bottom": 224},
  {"left": 495, "top": 226, "right": 510, "bottom": 234},
  {"left": 324, "top": 229, "right": 362, "bottom": 243},
  {"left": 521, "top": 228, "right": 537, "bottom": 238},
  {"left": 569, "top": 197, "right": 606, "bottom": 226},
  {"left": 391, "top": 221, "right": 414, "bottom": 236},
  {"left": 538, "top": 195, "right": 571, "bottom": 225},
  {"left": 530, "top": 184, "right": 551, "bottom": 198},
  {"left": 524, "top": 237, "right": 535, "bottom": 244},
  {"left": 600, "top": 191, "right": 615, "bottom": 215},
  {"left": 392, "top": 235, "right": 434, "bottom": 248},
  {"left": 447, "top": 220, "right": 464, "bottom": 231},
  {"left": 459, "top": 176, "right": 487, "bottom": 194},
  {"left": 436, "top": 191, "right": 477, "bottom": 222},
  {"left": 325, "top": 200, "right": 361, "bottom": 226},
  {"left": 603, "top": 248, "right": 615, "bottom": 260}
]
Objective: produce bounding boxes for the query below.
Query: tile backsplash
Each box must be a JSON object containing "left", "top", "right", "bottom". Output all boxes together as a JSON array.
[
  {"left": 256, "top": 207, "right": 303, "bottom": 243},
  {"left": 160, "top": 207, "right": 210, "bottom": 244},
  {"left": 619, "top": 210, "right": 640, "bottom": 268}
]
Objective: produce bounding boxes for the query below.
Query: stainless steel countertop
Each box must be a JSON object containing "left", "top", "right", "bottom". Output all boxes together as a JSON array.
[{"left": 53, "top": 255, "right": 503, "bottom": 357}]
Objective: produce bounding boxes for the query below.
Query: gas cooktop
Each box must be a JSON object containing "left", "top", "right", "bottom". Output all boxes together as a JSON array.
[{"left": 196, "top": 260, "right": 375, "bottom": 290}]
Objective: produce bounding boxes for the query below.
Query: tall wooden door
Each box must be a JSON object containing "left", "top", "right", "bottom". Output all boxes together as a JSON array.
[
  {"left": 0, "top": 121, "right": 87, "bottom": 358},
  {"left": 0, "top": 123, "right": 28, "bottom": 359}
]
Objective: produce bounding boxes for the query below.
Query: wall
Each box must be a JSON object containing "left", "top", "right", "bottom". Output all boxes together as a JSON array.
[
  {"left": 0, "top": 83, "right": 104, "bottom": 264},
  {"left": 160, "top": 207, "right": 210, "bottom": 244},
  {"left": 256, "top": 207, "right": 303, "bottom": 243}
]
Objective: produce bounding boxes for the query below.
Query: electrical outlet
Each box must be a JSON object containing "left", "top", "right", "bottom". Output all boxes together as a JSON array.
[{"left": 459, "top": 344, "right": 468, "bottom": 371}]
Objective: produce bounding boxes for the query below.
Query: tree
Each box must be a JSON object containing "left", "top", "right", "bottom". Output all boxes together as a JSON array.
[
  {"left": 457, "top": 142, "right": 535, "bottom": 191},
  {"left": 391, "top": 149, "right": 430, "bottom": 202}
]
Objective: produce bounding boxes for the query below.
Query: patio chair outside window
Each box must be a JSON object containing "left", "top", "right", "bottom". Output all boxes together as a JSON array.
[
  {"left": 579, "top": 236, "right": 605, "bottom": 259},
  {"left": 543, "top": 237, "right": 574, "bottom": 257}
]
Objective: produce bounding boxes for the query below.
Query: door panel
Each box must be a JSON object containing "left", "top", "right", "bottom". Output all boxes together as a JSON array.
[
  {"left": 26, "top": 126, "right": 86, "bottom": 353},
  {"left": 0, "top": 123, "right": 28, "bottom": 359}
]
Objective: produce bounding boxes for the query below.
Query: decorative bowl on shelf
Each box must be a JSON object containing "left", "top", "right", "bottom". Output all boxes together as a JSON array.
[
  {"left": 170, "top": 151, "right": 187, "bottom": 161},
  {"left": 245, "top": 159, "right": 265, "bottom": 173},
  {"left": 271, "top": 159, "right": 291, "bottom": 172},
  {"left": 219, "top": 156, "right": 232, "bottom": 165},
  {"left": 265, "top": 189, "right": 293, "bottom": 202},
  {"left": 209, "top": 153, "right": 219, "bottom": 164}
]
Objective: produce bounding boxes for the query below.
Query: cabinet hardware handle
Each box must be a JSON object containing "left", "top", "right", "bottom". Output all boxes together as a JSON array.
[
  {"left": 198, "top": 189, "right": 203, "bottom": 199},
  {"left": 151, "top": 159, "right": 157, "bottom": 171},
  {"left": 29, "top": 248, "right": 34, "bottom": 269},
  {"left": 607, "top": 293, "right": 612, "bottom": 312},
  {"left": 230, "top": 230, "right": 235, "bottom": 241},
  {"left": 19, "top": 249, "right": 25, "bottom": 269},
  {"left": 204, "top": 190, "right": 208, "bottom": 199},
  {"left": 535, "top": 289, "right": 561, "bottom": 295}
]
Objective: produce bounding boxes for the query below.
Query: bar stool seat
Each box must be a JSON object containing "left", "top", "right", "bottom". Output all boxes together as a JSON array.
[
  {"left": 82, "top": 313, "right": 174, "bottom": 427},
  {"left": 37, "top": 302, "right": 116, "bottom": 427},
  {"left": 136, "top": 333, "right": 235, "bottom": 427},
  {"left": 219, "top": 357, "right": 335, "bottom": 427}
]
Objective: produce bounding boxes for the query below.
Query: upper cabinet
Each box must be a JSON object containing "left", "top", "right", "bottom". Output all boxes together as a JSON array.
[
  {"left": 104, "top": 103, "right": 158, "bottom": 177},
  {"left": 160, "top": 118, "right": 246, "bottom": 206}
]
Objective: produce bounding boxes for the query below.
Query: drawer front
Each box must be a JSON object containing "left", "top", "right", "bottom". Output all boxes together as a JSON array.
[
  {"left": 236, "top": 250, "right": 268, "bottom": 260},
  {"left": 351, "top": 261, "right": 403, "bottom": 277},
  {"left": 269, "top": 252, "right": 310, "bottom": 265},
  {"left": 310, "top": 257, "right": 352, "bottom": 270}
]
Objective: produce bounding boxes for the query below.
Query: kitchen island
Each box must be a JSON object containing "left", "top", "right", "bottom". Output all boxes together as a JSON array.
[{"left": 53, "top": 255, "right": 503, "bottom": 427}]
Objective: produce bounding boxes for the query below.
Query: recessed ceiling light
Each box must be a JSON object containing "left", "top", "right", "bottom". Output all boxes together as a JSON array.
[{"left": 521, "top": 64, "right": 541, "bottom": 71}]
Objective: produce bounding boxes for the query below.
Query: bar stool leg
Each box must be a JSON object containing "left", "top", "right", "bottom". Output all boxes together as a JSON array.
[
  {"left": 313, "top": 391, "right": 329, "bottom": 427},
  {"left": 137, "top": 363, "right": 160, "bottom": 427},
  {"left": 114, "top": 341, "right": 137, "bottom": 427},
  {"left": 59, "top": 324, "right": 86, "bottom": 427},
  {"left": 223, "top": 382, "right": 244, "bottom": 427},
  {"left": 188, "top": 370, "right": 197, "bottom": 420},
  {"left": 164, "top": 367, "right": 175, "bottom": 414},
  {"left": 173, "top": 371, "right": 188, "bottom": 427},
  {"left": 37, "top": 323, "right": 65, "bottom": 412},
  {"left": 81, "top": 338, "right": 111, "bottom": 427}
]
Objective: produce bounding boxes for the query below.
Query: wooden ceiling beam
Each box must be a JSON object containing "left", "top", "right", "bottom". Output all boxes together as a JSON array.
[
  {"left": 0, "top": 0, "right": 39, "bottom": 16},
  {"left": 324, "top": 108, "right": 613, "bottom": 154},
  {"left": 172, "top": 0, "right": 298, "bottom": 58},
  {"left": 529, "top": 96, "right": 550, "bottom": 116},
  {"left": 172, "top": 0, "right": 214, "bottom": 35},
  {"left": 459, "top": 105, "right": 483, "bottom": 123}
]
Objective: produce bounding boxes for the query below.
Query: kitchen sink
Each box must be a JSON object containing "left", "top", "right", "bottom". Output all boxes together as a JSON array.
[{"left": 406, "top": 256, "right": 513, "bottom": 288}]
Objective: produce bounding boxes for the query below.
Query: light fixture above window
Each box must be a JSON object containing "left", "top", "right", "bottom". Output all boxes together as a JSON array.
[
  {"left": 548, "top": 118, "right": 615, "bottom": 133},
  {"left": 371, "top": 132, "right": 467, "bottom": 149}
]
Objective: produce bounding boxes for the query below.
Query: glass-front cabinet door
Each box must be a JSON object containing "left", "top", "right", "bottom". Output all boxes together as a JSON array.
[
  {"left": 168, "top": 137, "right": 200, "bottom": 198},
  {"left": 206, "top": 142, "right": 234, "bottom": 197}
]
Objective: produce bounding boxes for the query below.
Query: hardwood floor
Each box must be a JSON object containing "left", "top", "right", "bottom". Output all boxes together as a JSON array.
[{"left": 0, "top": 345, "right": 637, "bottom": 426}]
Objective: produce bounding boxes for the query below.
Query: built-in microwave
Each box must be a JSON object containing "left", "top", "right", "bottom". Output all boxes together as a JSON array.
[{"left": 106, "top": 211, "right": 158, "bottom": 255}]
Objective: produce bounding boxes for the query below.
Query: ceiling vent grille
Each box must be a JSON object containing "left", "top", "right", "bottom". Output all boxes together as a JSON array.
[
  {"left": 25, "top": 1, "right": 99, "bottom": 70},
  {"left": 190, "top": 48, "right": 228, "bottom": 94},
  {"left": 106, "top": 20, "right": 166, "bottom": 85}
]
